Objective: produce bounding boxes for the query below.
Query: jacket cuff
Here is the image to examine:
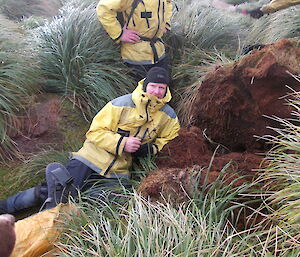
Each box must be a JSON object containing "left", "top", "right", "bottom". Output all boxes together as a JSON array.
[
  {"left": 113, "top": 30, "right": 123, "bottom": 44},
  {"left": 152, "top": 144, "right": 159, "bottom": 155},
  {"left": 165, "top": 22, "right": 171, "bottom": 31}
]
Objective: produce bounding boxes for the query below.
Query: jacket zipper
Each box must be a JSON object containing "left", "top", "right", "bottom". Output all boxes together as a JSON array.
[
  {"left": 153, "top": 0, "right": 161, "bottom": 38},
  {"left": 105, "top": 99, "right": 151, "bottom": 175},
  {"left": 145, "top": 99, "right": 150, "bottom": 122},
  {"left": 162, "top": 1, "right": 165, "bottom": 21},
  {"left": 140, "top": 128, "right": 149, "bottom": 141}
]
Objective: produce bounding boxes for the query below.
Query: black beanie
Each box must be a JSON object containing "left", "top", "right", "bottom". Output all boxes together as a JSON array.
[{"left": 143, "top": 67, "right": 170, "bottom": 91}]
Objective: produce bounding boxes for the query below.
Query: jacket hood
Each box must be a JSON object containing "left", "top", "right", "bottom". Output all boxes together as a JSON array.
[{"left": 133, "top": 79, "right": 172, "bottom": 104}]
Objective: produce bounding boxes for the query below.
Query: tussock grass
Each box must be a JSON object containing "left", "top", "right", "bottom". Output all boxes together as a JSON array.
[
  {"left": 7, "top": 149, "right": 69, "bottom": 192},
  {"left": 35, "top": 0, "right": 134, "bottom": 119},
  {"left": 0, "top": 0, "right": 62, "bottom": 20},
  {"left": 0, "top": 14, "right": 41, "bottom": 161},
  {"left": 173, "top": 0, "right": 250, "bottom": 51},
  {"left": 260, "top": 91, "right": 300, "bottom": 224},
  {"left": 172, "top": 1, "right": 300, "bottom": 57},
  {"left": 0, "top": 14, "right": 25, "bottom": 51},
  {"left": 250, "top": 82, "right": 300, "bottom": 254},
  {"left": 55, "top": 163, "right": 257, "bottom": 256},
  {"left": 242, "top": 6, "right": 300, "bottom": 46}
]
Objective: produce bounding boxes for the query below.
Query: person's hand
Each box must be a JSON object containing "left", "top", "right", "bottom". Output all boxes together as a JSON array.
[
  {"left": 124, "top": 137, "right": 141, "bottom": 153},
  {"left": 248, "top": 8, "right": 264, "bottom": 19},
  {"left": 120, "top": 25, "right": 140, "bottom": 43}
]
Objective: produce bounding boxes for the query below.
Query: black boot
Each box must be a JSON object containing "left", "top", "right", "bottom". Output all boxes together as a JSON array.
[
  {"left": 0, "top": 184, "right": 47, "bottom": 215},
  {"left": 0, "top": 199, "right": 8, "bottom": 214}
]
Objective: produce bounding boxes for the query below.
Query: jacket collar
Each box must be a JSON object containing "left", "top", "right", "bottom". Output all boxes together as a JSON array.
[{"left": 132, "top": 80, "right": 172, "bottom": 110}]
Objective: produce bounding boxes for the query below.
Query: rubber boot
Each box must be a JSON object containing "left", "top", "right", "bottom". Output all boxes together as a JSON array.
[
  {"left": 0, "top": 199, "right": 8, "bottom": 214},
  {"left": 0, "top": 186, "right": 42, "bottom": 214}
]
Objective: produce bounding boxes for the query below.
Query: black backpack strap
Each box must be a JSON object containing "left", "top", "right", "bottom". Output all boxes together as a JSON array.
[
  {"left": 139, "top": 36, "right": 163, "bottom": 63},
  {"left": 118, "top": 0, "right": 142, "bottom": 27}
]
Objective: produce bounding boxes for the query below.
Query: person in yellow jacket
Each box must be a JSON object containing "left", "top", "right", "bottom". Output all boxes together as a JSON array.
[
  {"left": 0, "top": 67, "right": 180, "bottom": 214},
  {"left": 246, "top": 0, "right": 300, "bottom": 18},
  {"left": 96, "top": 0, "right": 172, "bottom": 81}
]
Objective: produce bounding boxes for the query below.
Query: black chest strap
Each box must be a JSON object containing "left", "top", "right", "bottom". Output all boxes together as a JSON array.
[{"left": 140, "top": 36, "right": 163, "bottom": 63}]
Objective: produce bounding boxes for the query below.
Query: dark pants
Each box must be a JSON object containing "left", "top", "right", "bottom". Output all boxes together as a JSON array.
[
  {"left": 0, "top": 159, "right": 131, "bottom": 214},
  {"left": 67, "top": 159, "right": 131, "bottom": 202},
  {"left": 126, "top": 56, "right": 170, "bottom": 83}
]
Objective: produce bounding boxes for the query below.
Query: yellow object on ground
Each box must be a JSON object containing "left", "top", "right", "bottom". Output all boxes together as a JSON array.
[
  {"left": 11, "top": 203, "right": 78, "bottom": 257},
  {"left": 262, "top": 0, "right": 300, "bottom": 13}
]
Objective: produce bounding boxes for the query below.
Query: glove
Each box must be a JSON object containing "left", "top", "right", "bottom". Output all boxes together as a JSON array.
[
  {"left": 241, "top": 44, "right": 265, "bottom": 55},
  {"left": 132, "top": 143, "right": 153, "bottom": 158},
  {"left": 248, "top": 8, "right": 264, "bottom": 19}
]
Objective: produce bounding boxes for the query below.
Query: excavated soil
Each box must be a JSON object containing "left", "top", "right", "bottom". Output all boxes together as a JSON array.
[
  {"left": 191, "top": 39, "right": 300, "bottom": 152},
  {"left": 138, "top": 39, "right": 300, "bottom": 206}
]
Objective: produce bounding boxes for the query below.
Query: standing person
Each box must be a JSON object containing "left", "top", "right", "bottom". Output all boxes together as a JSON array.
[
  {"left": 96, "top": 0, "right": 173, "bottom": 82},
  {"left": 0, "top": 67, "right": 180, "bottom": 215}
]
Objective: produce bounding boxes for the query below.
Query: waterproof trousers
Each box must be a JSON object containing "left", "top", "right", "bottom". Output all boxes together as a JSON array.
[
  {"left": 0, "top": 159, "right": 131, "bottom": 215},
  {"left": 126, "top": 56, "right": 170, "bottom": 83}
]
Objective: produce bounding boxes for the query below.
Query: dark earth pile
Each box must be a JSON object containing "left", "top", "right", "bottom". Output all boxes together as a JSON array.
[{"left": 139, "top": 39, "right": 300, "bottom": 201}]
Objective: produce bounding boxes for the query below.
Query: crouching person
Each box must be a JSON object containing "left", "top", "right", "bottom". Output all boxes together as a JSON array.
[{"left": 0, "top": 67, "right": 180, "bottom": 215}]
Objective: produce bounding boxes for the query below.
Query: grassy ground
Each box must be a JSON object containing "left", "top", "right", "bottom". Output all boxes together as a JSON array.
[{"left": 1, "top": 0, "right": 300, "bottom": 255}]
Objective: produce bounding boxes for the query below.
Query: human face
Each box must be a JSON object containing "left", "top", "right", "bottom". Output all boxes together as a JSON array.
[{"left": 146, "top": 82, "right": 168, "bottom": 99}]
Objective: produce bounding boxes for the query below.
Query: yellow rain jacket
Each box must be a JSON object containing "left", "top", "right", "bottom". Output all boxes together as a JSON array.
[
  {"left": 96, "top": 0, "right": 172, "bottom": 65},
  {"left": 262, "top": 0, "right": 300, "bottom": 13},
  {"left": 72, "top": 82, "right": 180, "bottom": 178}
]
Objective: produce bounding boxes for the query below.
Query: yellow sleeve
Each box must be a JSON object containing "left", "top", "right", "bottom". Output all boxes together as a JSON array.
[
  {"left": 153, "top": 117, "right": 180, "bottom": 154},
  {"left": 261, "top": 0, "right": 300, "bottom": 13},
  {"left": 165, "top": 0, "right": 173, "bottom": 30},
  {"left": 86, "top": 103, "right": 126, "bottom": 156},
  {"left": 96, "top": 0, "right": 131, "bottom": 41}
]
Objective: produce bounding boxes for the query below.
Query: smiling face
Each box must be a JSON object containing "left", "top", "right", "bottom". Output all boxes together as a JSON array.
[{"left": 146, "top": 82, "right": 168, "bottom": 99}]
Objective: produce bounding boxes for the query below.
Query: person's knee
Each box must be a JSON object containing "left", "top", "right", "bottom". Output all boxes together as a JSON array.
[
  {"left": 45, "top": 163, "right": 75, "bottom": 209},
  {"left": 0, "top": 214, "right": 16, "bottom": 257}
]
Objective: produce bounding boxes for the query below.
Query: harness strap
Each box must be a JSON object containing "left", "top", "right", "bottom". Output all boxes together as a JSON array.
[
  {"left": 44, "top": 163, "right": 75, "bottom": 209},
  {"left": 50, "top": 167, "right": 73, "bottom": 187},
  {"left": 140, "top": 36, "right": 163, "bottom": 63},
  {"left": 50, "top": 167, "right": 74, "bottom": 203}
]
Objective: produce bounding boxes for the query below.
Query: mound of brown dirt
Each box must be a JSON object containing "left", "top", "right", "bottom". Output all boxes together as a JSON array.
[
  {"left": 208, "top": 152, "right": 263, "bottom": 177},
  {"left": 143, "top": 127, "right": 263, "bottom": 205},
  {"left": 138, "top": 165, "right": 249, "bottom": 205},
  {"left": 157, "top": 127, "right": 263, "bottom": 177},
  {"left": 191, "top": 39, "right": 300, "bottom": 152},
  {"left": 138, "top": 167, "right": 192, "bottom": 204},
  {"left": 156, "top": 126, "right": 211, "bottom": 168}
]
